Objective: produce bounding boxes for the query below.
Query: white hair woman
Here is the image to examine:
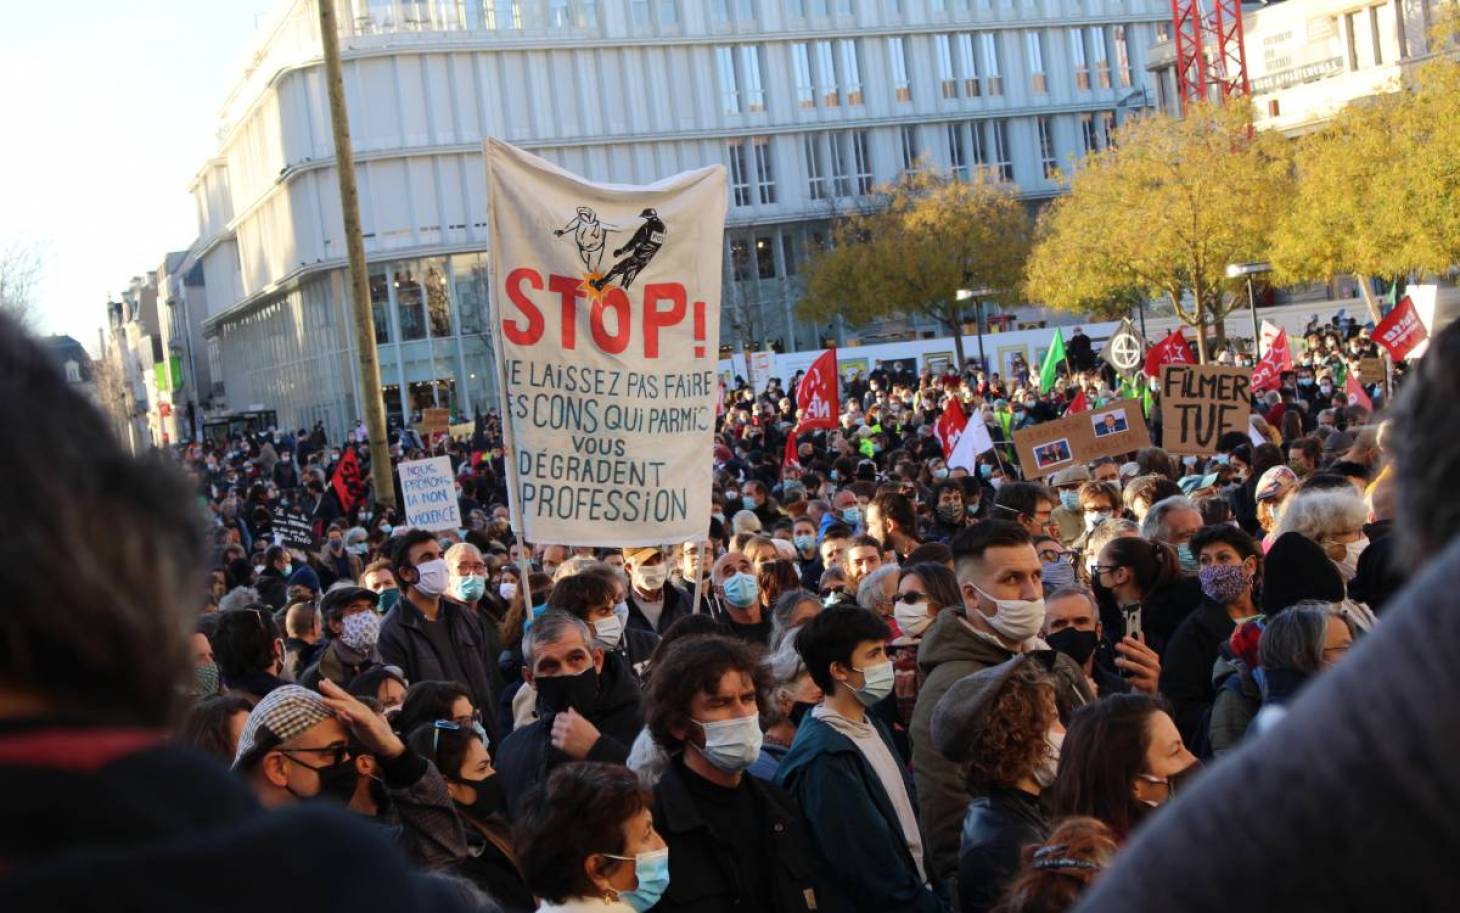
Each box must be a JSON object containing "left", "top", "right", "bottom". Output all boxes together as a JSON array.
[{"left": 1273, "top": 490, "right": 1375, "bottom": 630}]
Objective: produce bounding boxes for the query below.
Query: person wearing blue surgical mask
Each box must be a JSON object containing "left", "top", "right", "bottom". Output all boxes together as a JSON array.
[
  {"left": 641, "top": 634, "right": 820, "bottom": 910},
  {"left": 1035, "top": 535, "right": 1079, "bottom": 597},
  {"left": 514, "top": 762, "right": 671, "bottom": 913},
  {"left": 713, "top": 551, "right": 771, "bottom": 645},
  {"left": 791, "top": 516, "right": 824, "bottom": 590}
]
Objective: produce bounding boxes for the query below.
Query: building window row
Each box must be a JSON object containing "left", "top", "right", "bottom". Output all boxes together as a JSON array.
[
  {"left": 786, "top": 0, "right": 856, "bottom": 16},
  {"left": 941, "top": 120, "right": 1013, "bottom": 182},
  {"left": 792, "top": 39, "right": 864, "bottom": 110},
  {"left": 716, "top": 45, "right": 766, "bottom": 114},
  {"left": 629, "top": 0, "right": 679, "bottom": 27},
  {"left": 729, "top": 229, "right": 805, "bottom": 283},
  {"left": 933, "top": 32, "right": 1004, "bottom": 99},
  {"left": 727, "top": 136, "right": 778, "bottom": 207},
  {"left": 803, "top": 129, "right": 874, "bottom": 200}
]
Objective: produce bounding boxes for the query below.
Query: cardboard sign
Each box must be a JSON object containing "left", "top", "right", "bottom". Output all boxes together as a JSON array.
[
  {"left": 271, "top": 505, "right": 319, "bottom": 551},
  {"left": 1160, "top": 364, "right": 1252, "bottom": 455},
  {"left": 1357, "top": 356, "right": 1387, "bottom": 385},
  {"left": 416, "top": 407, "right": 450, "bottom": 441},
  {"left": 1012, "top": 399, "right": 1152, "bottom": 477},
  {"left": 485, "top": 138, "right": 725, "bottom": 546},
  {"left": 399, "top": 456, "right": 462, "bottom": 532}
]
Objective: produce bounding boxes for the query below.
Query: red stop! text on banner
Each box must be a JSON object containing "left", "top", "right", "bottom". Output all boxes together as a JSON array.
[{"left": 502, "top": 269, "right": 709, "bottom": 359}]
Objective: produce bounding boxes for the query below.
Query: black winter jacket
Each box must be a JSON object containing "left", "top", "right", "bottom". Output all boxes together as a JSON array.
[
  {"left": 495, "top": 651, "right": 645, "bottom": 818},
  {"left": 652, "top": 759, "right": 819, "bottom": 913},
  {"left": 378, "top": 596, "right": 503, "bottom": 744}
]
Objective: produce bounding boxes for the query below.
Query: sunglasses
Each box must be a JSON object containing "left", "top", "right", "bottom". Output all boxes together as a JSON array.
[
  {"left": 280, "top": 743, "right": 352, "bottom": 768},
  {"left": 433, "top": 718, "right": 488, "bottom": 752}
]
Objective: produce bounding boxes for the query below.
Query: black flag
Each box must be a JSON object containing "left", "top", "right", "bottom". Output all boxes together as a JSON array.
[{"left": 1101, "top": 319, "right": 1146, "bottom": 377}]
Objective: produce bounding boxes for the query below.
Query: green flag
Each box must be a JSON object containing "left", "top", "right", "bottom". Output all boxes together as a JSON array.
[
  {"left": 1039, "top": 328, "right": 1066, "bottom": 394},
  {"left": 1382, "top": 280, "right": 1397, "bottom": 309}
]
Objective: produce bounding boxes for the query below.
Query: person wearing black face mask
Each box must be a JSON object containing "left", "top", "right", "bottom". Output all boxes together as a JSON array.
[
  {"left": 1041, "top": 588, "right": 1161, "bottom": 698},
  {"left": 495, "top": 611, "right": 645, "bottom": 818},
  {"left": 234, "top": 683, "right": 469, "bottom": 867},
  {"left": 409, "top": 721, "right": 535, "bottom": 913},
  {"left": 749, "top": 635, "right": 825, "bottom": 783}
]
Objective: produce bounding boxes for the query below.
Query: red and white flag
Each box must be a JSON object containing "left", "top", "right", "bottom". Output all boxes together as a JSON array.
[
  {"left": 935, "top": 398, "right": 969, "bottom": 459},
  {"left": 1143, "top": 328, "right": 1195, "bottom": 377},
  {"left": 794, "top": 348, "right": 839, "bottom": 431},
  {"left": 1064, "top": 390, "right": 1089, "bottom": 415},
  {"left": 1251, "top": 328, "right": 1293, "bottom": 392},
  {"left": 1373, "top": 295, "right": 1428, "bottom": 361},
  {"left": 948, "top": 412, "right": 995, "bottom": 472},
  {"left": 1345, "top": 373, "right": 1373, "bottom": 411}
]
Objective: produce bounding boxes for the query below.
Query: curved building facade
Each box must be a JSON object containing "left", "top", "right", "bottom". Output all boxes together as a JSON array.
[{"left": 193, "top": 0, "right": 1165, "bottom": 439}]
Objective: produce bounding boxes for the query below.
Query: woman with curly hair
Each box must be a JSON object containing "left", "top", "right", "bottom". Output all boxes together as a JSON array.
[
  {"left": 991, "top": 817, "right": 1118, "bottom": 913},
  {"left": 928, "top": 653, "right": 1064, "bottom": 913}
]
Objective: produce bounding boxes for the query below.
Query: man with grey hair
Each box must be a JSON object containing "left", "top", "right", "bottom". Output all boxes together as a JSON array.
[
  {"left": 1140, "top": 494, "right": 1205, "bottom": 570},
  {"left": 856, "top": 563, "right": 900, "bottom": 619},
  {"left": 493, "top": 609, "right": 645, "bottom": 816},
  {"left": 1042, "top": 585, "right": 1161, "bottom": 696}
]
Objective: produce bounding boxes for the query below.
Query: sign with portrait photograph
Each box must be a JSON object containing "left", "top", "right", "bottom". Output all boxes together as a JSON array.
[{"left": 1012, "top": 398, "right": 1151, "bottom": 478}]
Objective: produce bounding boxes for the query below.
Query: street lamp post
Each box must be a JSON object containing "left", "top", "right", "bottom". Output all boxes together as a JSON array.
[
  {"left": 1226, "top": 261, "right": 1273, "bottom": 359},
  {"left": 956, "top": 287, "right": 994, "bottom": 373}
]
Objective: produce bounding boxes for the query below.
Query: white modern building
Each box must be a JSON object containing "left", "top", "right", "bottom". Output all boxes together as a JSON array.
[
  {"left": 1147, "top": 0, "right": 1443, "bottom": 133},
  {"left": 192, "top": 0, "right": 1166, "bottom": 440}
]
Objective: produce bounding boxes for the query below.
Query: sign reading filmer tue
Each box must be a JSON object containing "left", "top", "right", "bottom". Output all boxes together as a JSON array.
[{"left": 485, "top": 138, "right": 727, "bottom": 546}]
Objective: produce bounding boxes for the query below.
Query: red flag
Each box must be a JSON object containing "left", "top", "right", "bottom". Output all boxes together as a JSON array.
[
  {"left": 935, "top": 398, "right": 970, "bottom": 460},
  {"left": 1143, "top": 328, "right": 1195, "bottom": 377},
  {"left": 330, "top": 446, "right": 364, "bottom": 513},
  {"left": 1251, "top": 328, "right": 1293, "bottom": 392},
  {"left": 783, "top": 432, "right": 801, "bottom": 470},
  {"left": 1345, "top": 373, "right": 1374, "bottom": 411},
  {"left": 1064, "top": 390, "right": 1089, "bottom": 415},
  {"left": 794, "top": 348, "right": 839, "bottom": 431},
  {"left": 1373, "top": 295, "right": 1428, "bottom": 361}
]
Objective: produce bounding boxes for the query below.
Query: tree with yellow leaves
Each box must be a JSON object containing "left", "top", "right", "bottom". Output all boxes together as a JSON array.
[
  {"left": 799, "top": 168, "right": 1031, "bottom": 371},
  {"left": 1272, "top": 48, "right": 1460, "bottom": 319},
  {"left": 1025, "top": 101, "right": 1292, "bottom": 362}
]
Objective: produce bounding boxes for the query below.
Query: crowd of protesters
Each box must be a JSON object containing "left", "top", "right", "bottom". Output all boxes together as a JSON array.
[{"left": 2, "top": 308, "right": 1456, "bottom": 913}]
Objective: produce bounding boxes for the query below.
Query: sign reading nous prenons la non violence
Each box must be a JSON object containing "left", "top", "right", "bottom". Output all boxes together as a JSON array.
[{"left": 485, "top": 138, "right": 727, "bottom": 547}]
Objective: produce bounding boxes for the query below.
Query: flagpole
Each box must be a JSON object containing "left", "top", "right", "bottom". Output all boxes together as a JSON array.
[{"left": 483, "top": 158, "right": 537, "bottom": 612}]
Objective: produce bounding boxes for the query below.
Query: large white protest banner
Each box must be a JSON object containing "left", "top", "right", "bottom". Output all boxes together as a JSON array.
[
  {"left": 485, "top": 139, "right": 727, "bottom": 547},
  {"left": 400, "top": 456, "right": 462, "bottom": 531}
]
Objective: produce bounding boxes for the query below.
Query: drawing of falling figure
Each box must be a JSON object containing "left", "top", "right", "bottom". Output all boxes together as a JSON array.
[
  {"left": 591, "top": 208, "right": 666, "bottom": 291},
  {"left": 553, "top": 206, "right": 615, "bottom": 273}
]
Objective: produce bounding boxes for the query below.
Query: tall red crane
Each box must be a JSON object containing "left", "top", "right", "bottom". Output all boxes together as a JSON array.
[{"left": 1170, "top": 0, "right": 1252, "bottom": 109}]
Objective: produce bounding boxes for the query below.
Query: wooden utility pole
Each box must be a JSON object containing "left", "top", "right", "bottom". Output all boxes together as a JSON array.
[{"left": 317, "top": 0, "right": 395, "bottom": 507}]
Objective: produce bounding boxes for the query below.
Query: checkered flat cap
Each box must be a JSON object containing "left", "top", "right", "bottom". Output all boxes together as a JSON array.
[{"left": 232, "top": 685, "right": 333, "bottom": 768}]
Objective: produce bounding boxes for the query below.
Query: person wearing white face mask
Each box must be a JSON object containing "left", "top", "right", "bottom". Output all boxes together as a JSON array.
[
  {"left": 623, "top": 545, "right": 692, "bottom": 636},
  {"left": 378, "top": 530, "right": 503, "bottom": 746},
  {"left": 777, "top": 606, "right": 945, "bottom": 912},
  {"left": 642, "top": 635, "right": 820, "bottom": 911},
  {"left": 909, "top": 520, "right": 1095, "bottom": 902},
  {"left": 930, "top": 655, "right": 1066, "bottom": 913},
  {"left": 549, "top": 568, "right": 660, "bottom": 679},
  {"left": 888, "top": 563, "right": 963, "bottom": 732}
]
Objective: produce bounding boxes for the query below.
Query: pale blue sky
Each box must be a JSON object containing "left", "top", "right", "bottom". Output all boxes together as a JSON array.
[{"left": 0, "top": 1, "right": 267, "bottom": 350}]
